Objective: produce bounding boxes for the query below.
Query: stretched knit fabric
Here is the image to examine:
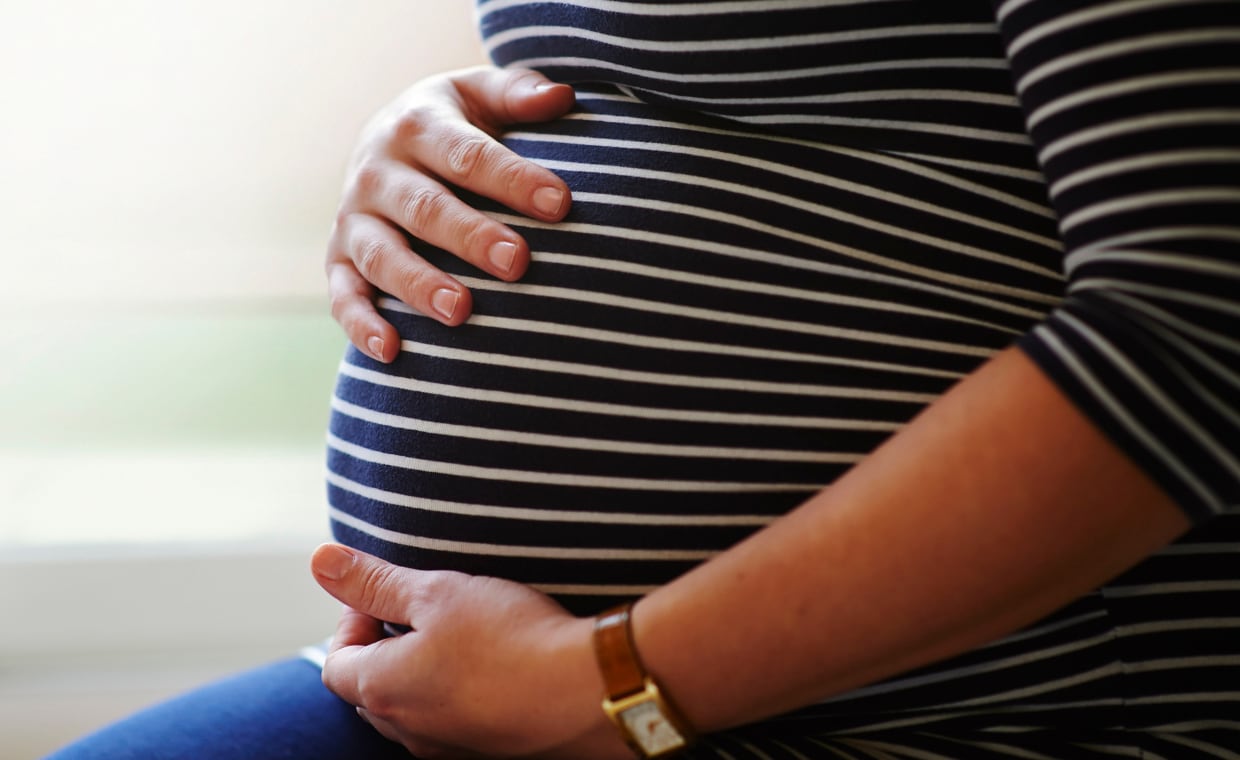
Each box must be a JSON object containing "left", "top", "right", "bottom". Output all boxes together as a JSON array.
[{"left": 326, "top": 0, "right": 1240, "bottom": 754}]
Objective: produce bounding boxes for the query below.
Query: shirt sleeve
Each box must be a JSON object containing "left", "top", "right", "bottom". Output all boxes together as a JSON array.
[{"left": 989, "top": 0, "right": 1240, "bottom": 521}]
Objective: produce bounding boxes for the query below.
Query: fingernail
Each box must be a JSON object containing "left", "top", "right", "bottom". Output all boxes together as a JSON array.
[
  {"left": 366, "top": 336, "right": 385, "bottom": 361},
  {"left": 532, "top": 186, "right": 565, "bottom": 218},
  {"left": 533, "top": 82, "right": 560, "bottom": 94},
  {"left": 431, "top": 287, "right": 459, "bottom": 321},
  {"left": 315, "top": 544, "right": 355, "bottom": 581},
  {"left": 488, "top": 240, "right": 518, "bottom": 275}
]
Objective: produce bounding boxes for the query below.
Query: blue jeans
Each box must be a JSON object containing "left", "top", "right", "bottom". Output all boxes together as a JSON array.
[{"left": 43, "top": 659, "right": 413, "bottom": 760}]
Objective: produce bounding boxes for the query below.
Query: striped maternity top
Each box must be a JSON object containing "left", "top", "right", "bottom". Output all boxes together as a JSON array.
[{"left": 325, "top": 0, "right": 1240, "bottom": 755}]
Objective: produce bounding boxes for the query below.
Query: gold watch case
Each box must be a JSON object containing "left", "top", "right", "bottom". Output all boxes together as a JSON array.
[{"left": 601, "top": 677, "right": 691, "bottom": 758}]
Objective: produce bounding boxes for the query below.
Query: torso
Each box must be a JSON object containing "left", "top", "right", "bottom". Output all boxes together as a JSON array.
[{"left": 326, "top": 1, "right": 1240, "bottom": 751}]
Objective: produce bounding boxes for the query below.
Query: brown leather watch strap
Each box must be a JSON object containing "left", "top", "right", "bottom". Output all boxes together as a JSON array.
[{"left": 593, "top": 602, "right": 647, "bottom": 699}]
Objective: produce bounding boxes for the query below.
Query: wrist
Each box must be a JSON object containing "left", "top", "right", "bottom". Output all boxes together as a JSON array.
[
  {"left": 539, "top": 615, "right": 637, "bottom": 760},
  {"left": 593, "top": 602, "right": 697, "bottom": 758}
]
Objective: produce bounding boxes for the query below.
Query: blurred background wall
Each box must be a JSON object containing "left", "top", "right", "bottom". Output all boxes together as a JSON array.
[{"left": 0, "top": 2, "right": 483, "bottom": 756}]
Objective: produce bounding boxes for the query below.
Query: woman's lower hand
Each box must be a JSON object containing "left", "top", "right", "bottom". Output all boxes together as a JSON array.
[
  {"left": 326, "top": 66, "right": 575, "bottom": 362},
  {"left": 310, "top": 543, "right": 633, "bottom": 759}
]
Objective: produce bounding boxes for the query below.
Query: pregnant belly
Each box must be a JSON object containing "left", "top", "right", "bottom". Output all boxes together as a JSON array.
[{"left": 326, "top": 87, "right": 1060, "bottom": 616}]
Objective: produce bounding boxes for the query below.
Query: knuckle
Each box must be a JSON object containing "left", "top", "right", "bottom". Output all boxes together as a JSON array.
[
  {"left": 443, "top": 134, "right": 489, "bottom": 181},
  {"left": 326, "top": 221, "right": 354, "bottom": 268},
  {"left": 457, "top": 215, "right": 492, "bottom": 256},
  {"left": 392, "top": 104, "right": 435, "bottom": 145},
  {"left": 357, "top": 674, "right": 394, "bottom": 718},
  {"left": 320, "top": 654, "right": 347, "bottom": 696},
  {"left": 354, "top": 237, "right": 394, "bottom": 280},
  {"left": 319, "top": 656, "right": 335, "bottom": 686},
  {"left": 352, "top": 160, "right": 386, "bottom": 198},
  {"left": 496, "top": 157, "right": 530, "bottom": 198},
  {"left": 413, "top": 571, "right": 455, "bottom": 607},
  {"left": 326, "top": 257, "right": 365, "bottom": 298},
  {"left": 398, "top": 186, "right": 445, "bottom": 232},
  {"left": 393, "top": 264, "right": 433, "bottom": 305},
  {"left": 356, "top": 562, "right": 400, "bottom": 614},
  {"left": 328, "top": 289, "right": 346, "bottom": 321},
  {"left": 331, "top": 208, "right": 352, "bottom": 236},
  {"left": 327, "top": 287, "right": 356, "bottom": 324}
]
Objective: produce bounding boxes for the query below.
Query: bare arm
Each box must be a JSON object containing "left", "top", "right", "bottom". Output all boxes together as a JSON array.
[{"left": 635, "top": 344, "right": 1188, "bottom": 733}]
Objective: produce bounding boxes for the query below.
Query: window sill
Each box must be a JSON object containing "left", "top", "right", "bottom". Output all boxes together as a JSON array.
[{"left": 0, "top": 541, "right": 339, "bottom": 758}]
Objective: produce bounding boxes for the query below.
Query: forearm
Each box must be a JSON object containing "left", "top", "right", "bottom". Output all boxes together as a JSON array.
[{"left": 634, "top": 346, "right": 1190, "bottom": 733}]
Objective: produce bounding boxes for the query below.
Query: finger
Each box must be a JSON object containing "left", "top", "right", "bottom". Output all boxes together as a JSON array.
[
  {"left": 339, "top": 212, "right": 473, "bottom": 326},
  {"left": 329, "top": 605, "right": 386, "bottom": 655},
  {"left": 322, "top": 637, "right": 392, "bottom": 713},
  {"left": 411, "top": 119, "right": 571, "bottom": 223},
  {"left": 454, "top": 66, "right": 576, "bottom": 126},
  {"left": 311, "top": 543, "right": 421, "bottom": 626},
  {"left": 323, "top": 630, "right": 423, "bottom": 728},
  {"left": 313, "top": 544, "right": 432, "bottom": 712},
  {"left": 396, "top": 76, "right": 572, "bottom": 224},
  {"left": 325, "top": 258, "right": 400, "bottom": 362},
  {"left": 364, "top": 160, "right": 531, "bottom": 282}
]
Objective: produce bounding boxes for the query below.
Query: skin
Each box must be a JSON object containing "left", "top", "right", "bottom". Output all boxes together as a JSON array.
[
  {"left": 313, "top": 66, "right": 1191, "bottom": 758},
  {"left": 325, "top": 66, "right": 575, "bottom": 361}
]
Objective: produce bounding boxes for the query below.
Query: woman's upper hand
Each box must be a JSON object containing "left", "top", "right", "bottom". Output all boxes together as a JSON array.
[
  {"left": 310, "top": 543, "right": 634, "bottom": 759},
  {"left": 326, "top": 66, "right": 575, "bottom": 363}
]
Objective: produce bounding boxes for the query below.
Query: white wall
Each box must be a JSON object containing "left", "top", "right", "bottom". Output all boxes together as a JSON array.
[
  {"left": 0, "top": 1, "right": 485, "bottom": 756},
  {"left": 0, "top": 0, "right": 484, "bottom": 306}
]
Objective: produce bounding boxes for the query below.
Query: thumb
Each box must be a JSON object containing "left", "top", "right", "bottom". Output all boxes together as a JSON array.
[{"left": 311, "top": 544, "right": 414, "bottom": 626}]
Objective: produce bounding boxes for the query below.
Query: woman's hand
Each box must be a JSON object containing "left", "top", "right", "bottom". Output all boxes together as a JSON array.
[
  {"left": 326, "top": 66, "right": 575, "bottom": 362},
  {"left": 310, "top": 544, "right": 633, "bottom": 759}
]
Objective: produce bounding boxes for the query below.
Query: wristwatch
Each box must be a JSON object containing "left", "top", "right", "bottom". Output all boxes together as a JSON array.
[{"left": 593, "top": 602, "right": 695, "bottom": 758}]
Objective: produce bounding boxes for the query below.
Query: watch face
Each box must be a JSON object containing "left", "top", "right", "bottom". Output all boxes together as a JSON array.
[{"left": 620, "top": 700, "right": 687, "bottom": 755}]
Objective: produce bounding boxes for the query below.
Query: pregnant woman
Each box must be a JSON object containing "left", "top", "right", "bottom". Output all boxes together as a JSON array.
[{"left": 47, "top": 1, "right": 1239, "bottom": 758}]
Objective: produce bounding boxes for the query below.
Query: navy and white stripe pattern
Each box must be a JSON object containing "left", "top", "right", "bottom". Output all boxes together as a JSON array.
[{"left": 325, "top": 0, "right": 1240, "bottom": 753}]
